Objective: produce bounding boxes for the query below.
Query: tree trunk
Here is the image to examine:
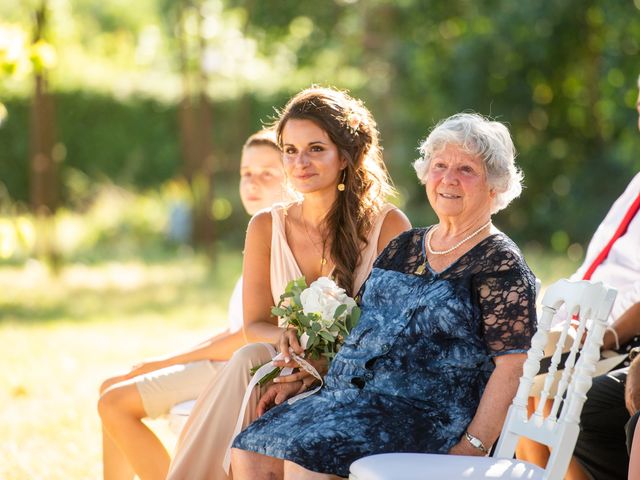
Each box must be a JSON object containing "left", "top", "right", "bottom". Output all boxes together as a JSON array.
[
  {"left": 176, "top": 0, "right": 215, "bottom": 253},
  {"left": 29, "top": 1, "right": 59, "bottom": 269}
]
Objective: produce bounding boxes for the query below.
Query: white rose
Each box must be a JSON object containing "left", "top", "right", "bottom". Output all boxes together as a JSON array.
[{"left": 300, "top": 277, "right": 356, "bottom": 325}]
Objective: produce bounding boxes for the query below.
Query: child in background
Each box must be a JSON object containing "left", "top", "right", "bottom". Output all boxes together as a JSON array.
[{"left": 98, "top": 128, "right": 291, "bottom": 480}]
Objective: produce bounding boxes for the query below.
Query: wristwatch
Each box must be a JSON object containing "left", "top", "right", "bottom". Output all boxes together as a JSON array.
[{"left": 464, "top": 431, "right": 489, "bottom": 454}]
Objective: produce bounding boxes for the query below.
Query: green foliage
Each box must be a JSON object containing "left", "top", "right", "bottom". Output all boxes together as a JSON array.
[
  {"left": 2, "top": 0, "right": 640, "bottom": 254},
  {"left": 0, "top": 91, "right": 289, "bottom": 249},
  {"left": 0, "top": 93, "right": 181, "bottom": 202},
  {"left": 229, "top": 0, "right": 640, "bottom": 249}
]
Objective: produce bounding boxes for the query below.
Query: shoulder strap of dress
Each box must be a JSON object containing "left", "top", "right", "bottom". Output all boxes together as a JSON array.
[
  {"left": 270, "top": 203, "right": 303, "bottom": 307},
  {"left": 352, "top": 204, "right": 397, "bottom": 295}
]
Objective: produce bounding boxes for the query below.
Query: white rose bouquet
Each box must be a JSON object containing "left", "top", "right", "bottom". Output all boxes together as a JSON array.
[
  {"left": 226, "top": 277, "right": 361, "bottom": 472},
  {"left": 251, "top": 276, "right": 361, "bottom": 385}
]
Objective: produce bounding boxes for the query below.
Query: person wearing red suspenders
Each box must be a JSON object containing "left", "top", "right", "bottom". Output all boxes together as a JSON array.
[{"left": 568, "top": 78, "right": 640, "bottom": 480}]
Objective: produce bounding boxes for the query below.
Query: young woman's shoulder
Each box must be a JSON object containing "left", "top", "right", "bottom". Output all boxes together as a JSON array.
[
  {"left": 246, "top": 201, "right": 295, "bottom": 237},
  {"left": 374, "top": 227, "right": 424, "bottom": 267},
  {"left": 376, "top": 206, "right": 412, "bottom": 254},
  {"left": 246, "top": 209, "right": 273, "bottom": 248}
]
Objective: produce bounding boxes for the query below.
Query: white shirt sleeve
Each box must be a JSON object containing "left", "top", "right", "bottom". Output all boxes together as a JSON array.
[{"left": 227, "top": 276, "right": 244, "bottom": 333}]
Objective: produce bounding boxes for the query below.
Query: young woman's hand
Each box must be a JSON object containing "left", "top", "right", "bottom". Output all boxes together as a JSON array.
[
  {"left": 277, "top": 328, "right": 304, "bottom": 363},
  {"left": 272, "top": 356, "right": 328, "bottom": 382},
  {"left": 271, "top": 328, "right": 305, "bottom": 371}
]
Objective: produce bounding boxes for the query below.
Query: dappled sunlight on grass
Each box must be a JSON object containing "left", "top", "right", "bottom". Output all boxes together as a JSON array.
[
  {"left": 0, "top": 253, "right": 241, "bottom": 479},
  {"left": 0, "top": 322, "right": 198, "bottom": 479}
]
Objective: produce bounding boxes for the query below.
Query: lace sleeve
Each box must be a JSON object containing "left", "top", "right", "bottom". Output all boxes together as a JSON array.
[{"left": 473, "top": 251, "right": 537, "bottom": 356}]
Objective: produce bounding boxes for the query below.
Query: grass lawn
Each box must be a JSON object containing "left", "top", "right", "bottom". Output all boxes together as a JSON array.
[
  {"left": 0, "top": 248, "right": 577, "bottom": 479},
  {"left": 0, "top": 251, "right": 241, "bottom": 480}
]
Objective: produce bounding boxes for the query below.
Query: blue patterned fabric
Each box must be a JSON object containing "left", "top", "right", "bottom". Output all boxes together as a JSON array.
[{"left": 233, "top": 228, "right": 537, "bottom": 477}]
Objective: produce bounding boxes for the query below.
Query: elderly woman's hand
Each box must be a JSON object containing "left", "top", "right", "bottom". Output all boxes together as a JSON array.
[
  {"left": 272, "top": 328, "right": 328, "bottom": 383},
  {"left": 256, "top": 375, "right": 321, "bottom": 417},
  {"left": 257, "top": 381, "right": 302, "bottom": 416}
]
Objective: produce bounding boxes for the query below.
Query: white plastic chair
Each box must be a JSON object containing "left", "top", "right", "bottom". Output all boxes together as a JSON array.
[
  {"left": 349, "top": 279, "right": 618, "bottom": 480},
  {"left": 168, "top": 399, "right": 196, "bottom": 435}
]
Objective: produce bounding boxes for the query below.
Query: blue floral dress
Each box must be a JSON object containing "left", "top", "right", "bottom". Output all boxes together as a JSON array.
[{"left": 233, "top": 228, "right": 537, "bottom": 477}]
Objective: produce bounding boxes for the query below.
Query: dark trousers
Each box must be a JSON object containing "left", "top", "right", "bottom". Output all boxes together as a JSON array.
[
  {"left": 573, "top": 368, "right": 630, "bottom": 480},
  {"left": 627, "top": 410, "right": 640, "bottom": 454}
]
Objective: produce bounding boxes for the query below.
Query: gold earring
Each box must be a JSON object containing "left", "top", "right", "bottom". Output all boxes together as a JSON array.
[{"left": 337, "top": 170, "right": 346, "bottom": 192}]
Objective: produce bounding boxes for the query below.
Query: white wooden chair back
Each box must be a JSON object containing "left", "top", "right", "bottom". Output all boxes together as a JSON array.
[
  {"left": 349, "top": 279, "right": 617, "bottom": 480},
  {"left": 493, "top": 279, "right": 617, "bottom": 478}
]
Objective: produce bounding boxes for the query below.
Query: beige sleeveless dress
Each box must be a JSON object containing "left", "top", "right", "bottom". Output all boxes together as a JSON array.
[{"left": 167, "top": 203, "right": 397, "bottom": 480}]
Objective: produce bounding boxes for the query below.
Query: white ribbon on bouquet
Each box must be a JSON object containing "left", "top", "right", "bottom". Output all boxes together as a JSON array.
[{"left": 222, "top": 344, "right": 324, "bottom": 473}]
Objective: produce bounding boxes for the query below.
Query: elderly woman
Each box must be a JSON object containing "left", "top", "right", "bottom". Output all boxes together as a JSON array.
[{"left": 230, "top": 113, "right": 538, "bottom": 480}]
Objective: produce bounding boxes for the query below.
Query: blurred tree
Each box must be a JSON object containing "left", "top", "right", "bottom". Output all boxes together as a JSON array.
[
  {"left": 28, "top": 0, "right": 60, "bottom": 268},
  {"left": 29, "top": 1, "right": 57, "bottom": 218},
  {"left": 175, "top": 0, "right": 216, "bottom": 250}
]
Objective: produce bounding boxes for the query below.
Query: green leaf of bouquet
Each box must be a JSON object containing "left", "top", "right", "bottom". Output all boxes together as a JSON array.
[
  {"left": 311, "top": 322, "right": 321, "bottom": 332},
  {"left": 309, "top": 349, "right": 322, "bottom": 360},
  {"left": 271, "top": 307, "right": 288, "bottom": 317},
  {"left": 337, "top": 321, "right": 349, "bottom": 335},
  {"left": 257, "top": 367, "right": 282, "bottom": 386},
  {"left": 348, "top": 307, "right": 361, "bottom": 331},
  {"left": 333, "top": 304, "right": 347, "bottom": 319},
  {"left": 318, "top": 331, "right": 335, "bottom": 342}
]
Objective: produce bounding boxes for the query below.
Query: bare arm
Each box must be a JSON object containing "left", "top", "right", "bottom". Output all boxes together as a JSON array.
[
  {"left": 603, "top": 302, "right": 640, "bottom": 350},
  {"left": 376, "top": 208, "right": 411, "bottom": 255},
  {"left": 242, "top": 211, "right": 284, "bottom": 343},
  {"left": 449, "top": 353, "right": 526, "bottom": 455},
  {"left": 111, "top": 327, "right": 246, "bottom": 382},
  {"left": 626, "top": 354, "right": 640, "bottom": 415},
  {"left": 630, "top": 418, "right": 640, "bottom": 480}
]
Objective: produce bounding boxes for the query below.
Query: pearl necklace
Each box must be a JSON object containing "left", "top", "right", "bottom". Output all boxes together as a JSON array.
[{"left": 427, "top": 219, "right": 492, "bottom": 256}]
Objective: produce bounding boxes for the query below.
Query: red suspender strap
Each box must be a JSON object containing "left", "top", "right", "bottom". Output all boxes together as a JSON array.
[{"left": 582, "top": 191, "right": 640, "bottom": 280}]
